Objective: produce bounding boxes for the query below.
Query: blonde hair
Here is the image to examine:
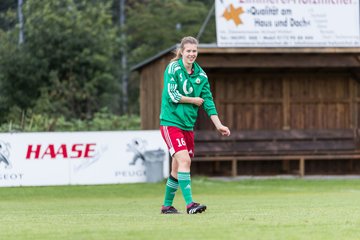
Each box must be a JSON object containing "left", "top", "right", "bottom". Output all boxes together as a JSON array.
[{"left": 170, "top": 36, "right": 199, "bottom": 62}]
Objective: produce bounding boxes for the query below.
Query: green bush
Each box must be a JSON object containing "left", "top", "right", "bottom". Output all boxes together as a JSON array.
[{"left": 0, "top": 108, "right": 140, "bottom": 132}]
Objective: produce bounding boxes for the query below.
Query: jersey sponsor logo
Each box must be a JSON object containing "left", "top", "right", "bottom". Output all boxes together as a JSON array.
[{"left": 182, "top": 80, "right": 193, "bottom": 95}]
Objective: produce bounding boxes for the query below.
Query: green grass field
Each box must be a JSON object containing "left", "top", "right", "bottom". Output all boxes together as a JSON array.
[{"left": 1, "top": 178, "right": 360, "bottom": 240}]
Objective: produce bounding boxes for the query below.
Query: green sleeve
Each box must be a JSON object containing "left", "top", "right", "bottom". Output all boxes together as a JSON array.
[
  {"left": 164, "top": 62, "right": 182, "bottom": 103},
  {"left": 201, "top": 80, "right": 218, "bottom": 116}
]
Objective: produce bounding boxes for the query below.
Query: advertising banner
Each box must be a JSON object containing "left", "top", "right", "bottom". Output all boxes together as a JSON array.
[
  {"left": 0, "top": 131, "right": 169, "bottom": 187},
  {"left": 216, "top": 0, "right": 360, "bottom": 47}
]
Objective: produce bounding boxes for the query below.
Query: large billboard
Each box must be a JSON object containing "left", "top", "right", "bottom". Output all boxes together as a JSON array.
[
  {"left": 0, "top": 131, "right": 169, "bottom": 187},
  {"left": 216, "top": 0, "right": 360, "bottom": 47}
]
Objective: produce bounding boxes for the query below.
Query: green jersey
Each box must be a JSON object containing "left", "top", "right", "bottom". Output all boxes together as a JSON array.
[{"left": 160, "top": 58, "right": 218, "bottom": 130}]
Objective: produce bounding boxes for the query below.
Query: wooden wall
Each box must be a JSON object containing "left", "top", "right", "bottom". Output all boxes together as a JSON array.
[
  {"left": 139, "top": 55, "right": 171, "bottom": 130},
  {"left": 195, "top": 70, "right": 358, "bottom": 131},
  {"left": 137, "top": 48, "right": 360, "bottom": 131}
]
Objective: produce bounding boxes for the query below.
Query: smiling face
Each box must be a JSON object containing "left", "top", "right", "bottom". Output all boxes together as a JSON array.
[{"left": 181, "top": 43, "right": 198, "bottom": 66}]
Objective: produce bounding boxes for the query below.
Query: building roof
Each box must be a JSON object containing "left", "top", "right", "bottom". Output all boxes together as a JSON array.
[
  {"left": 130, "top": 45, "right": 177, "bottom": 72},
  {"left": 131, "top": 43, "right": 360, "bottom": 71}
]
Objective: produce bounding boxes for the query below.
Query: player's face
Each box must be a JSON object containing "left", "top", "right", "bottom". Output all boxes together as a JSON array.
[{"left": 181, "top": 43, "right": 198, "bottom": 65}]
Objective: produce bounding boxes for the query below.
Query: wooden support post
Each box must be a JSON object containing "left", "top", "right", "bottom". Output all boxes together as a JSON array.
[
  {"left": 299, "top": 158, "right": 305, "bottom": 177},
  {"left": 232, "top": 159, "right": 237, "bottom": 177}
]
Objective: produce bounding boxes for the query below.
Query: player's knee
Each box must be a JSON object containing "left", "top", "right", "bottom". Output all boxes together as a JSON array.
[{"left": 178, "top": 156, "right": 191, "bottom": 168}]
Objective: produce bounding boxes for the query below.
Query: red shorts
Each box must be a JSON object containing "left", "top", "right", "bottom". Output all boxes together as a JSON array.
[{"left": 160, "top": 126, "right": 194, "bottom": 158}]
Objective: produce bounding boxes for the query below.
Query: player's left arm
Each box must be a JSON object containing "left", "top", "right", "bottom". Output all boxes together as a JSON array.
[{"left": 210, "top": 115, "right": 231, "bottom": 136}]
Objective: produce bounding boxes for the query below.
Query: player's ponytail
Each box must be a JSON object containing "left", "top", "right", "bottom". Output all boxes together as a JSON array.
[{"left": 170, "top": 36, "right": 199, "bottom": 62}]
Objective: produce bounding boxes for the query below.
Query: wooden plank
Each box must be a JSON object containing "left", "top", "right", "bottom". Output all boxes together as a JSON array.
[
  {"left": 231, "top": 140, "right": 356, "bottom": 153},
  {"left": 198, "top": 54, "right": 360, "bottom": 69},
  {"left": 155, "top": 59, "right": 165, "bottom": 129},
  {"left": 140, "top": 73, "right": 145, "bottom": 129},
  {"left": 148, "top": 67, "right": 155, "bottom": 130},
  {"left": 290, "top": 99, "right": 351, "bottom": 103},
  {"left": 219, "top": 99, "right": 283, "bottom": 104},
  {"left": 350, "top": 77, "right": 357, "bottom": 129},
  {"left": 254, "top": 79, "right": 261, "bottom": 129},
  {"left": 198, "top": 47, "right": 360, "bottom": 54},
  {"left": 216, "top": 76, "right": 227, "bottom": 129},
  {"left": 193, "top": 154, "right": 360, "bottom": 161},
  {"left": 283, "top": 78, "right": 290, "bottom": 129},
  {"left": 195, "top": 141, "right": 357, "bottom": 157},
  {"left": 226, "top": 77, "right": 235, "bottom": 129},
  {"left": 195, "top": 129, "right": 355, "bottom": 142},
  {"left": 195, "top": 142, "right": 234, "bottom": 153}
]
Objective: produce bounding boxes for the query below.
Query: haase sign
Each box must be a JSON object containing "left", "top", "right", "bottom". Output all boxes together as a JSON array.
[
  {"left": 26, "top": 143, "right": 96, "bottom": 159},
  {"left": 0, "top": 131, "right": 169, "bottom": 187}
]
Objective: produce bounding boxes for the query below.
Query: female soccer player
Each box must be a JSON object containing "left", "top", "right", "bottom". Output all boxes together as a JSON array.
[{"left": 160, "top": 36, "right": 230, "bottom": 214}]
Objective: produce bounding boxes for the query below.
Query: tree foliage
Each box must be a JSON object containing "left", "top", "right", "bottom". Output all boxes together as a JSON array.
[
  {"left": 0, "top": 0, "right": 17, "bottom": 30},
  {"left": 126, "top": 0, "right": 215, "bottom": 66},
  {"left": 0, "top": 0, "right": 216, "bottom": 130},
  {"left": 0, "top": 0, "right": 121, "bottom": 122}
]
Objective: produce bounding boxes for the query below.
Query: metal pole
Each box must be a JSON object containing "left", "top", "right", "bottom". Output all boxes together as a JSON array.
[
  {"left": 120, "top": 0, "right": 128, "bottom": 114},
  {"left": 18, "top": 0, "right": 24, "bottom": 44},
  {"left": 196, "top": 2, "right": 215, "bottom": 41}
]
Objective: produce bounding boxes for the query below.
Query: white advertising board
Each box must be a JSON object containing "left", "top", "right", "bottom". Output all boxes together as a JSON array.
[
  {"left": 0, "top": 131, "right": 169, "bottom": 187},
  {"left": 216, "top": 0, "right": 360, "bottom": 47}
]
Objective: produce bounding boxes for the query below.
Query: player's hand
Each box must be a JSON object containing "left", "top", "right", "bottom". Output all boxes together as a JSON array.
[
  {"left": 192, "top": 97, "right": 204, "bottom": 107},
  {"left": 217, "top": 125, "right": 230, "bottom": 136}
]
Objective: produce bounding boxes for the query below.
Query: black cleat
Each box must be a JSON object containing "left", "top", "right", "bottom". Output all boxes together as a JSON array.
[
  {"left": 161, "top": 206, "right": 180, "bottom": 214},
  {"left": 186, "top": 202, "right": 207, "bottom": 214}
]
